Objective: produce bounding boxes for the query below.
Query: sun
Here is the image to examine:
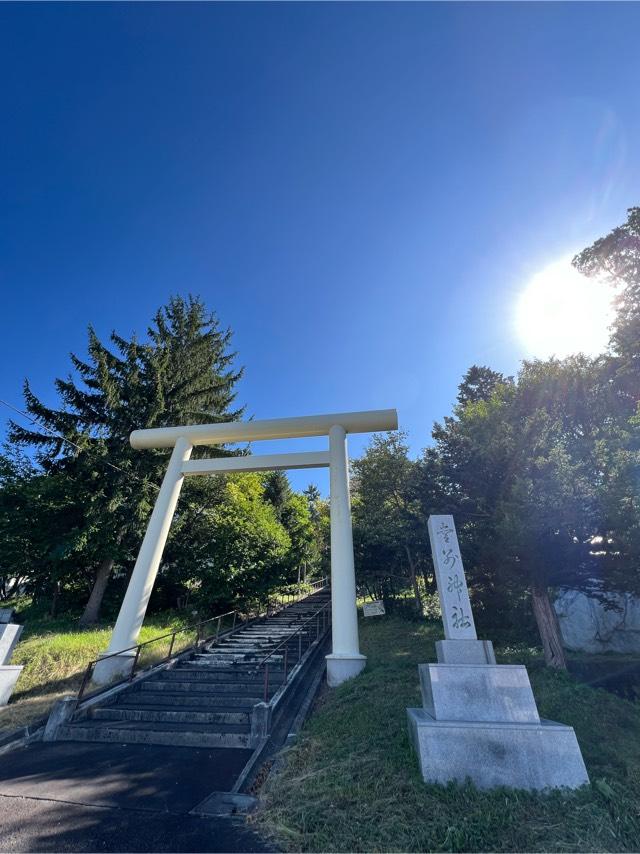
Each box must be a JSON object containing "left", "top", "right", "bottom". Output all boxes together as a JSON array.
[{"left": 515, "top": 257, "right": 614, "bottom": 359}]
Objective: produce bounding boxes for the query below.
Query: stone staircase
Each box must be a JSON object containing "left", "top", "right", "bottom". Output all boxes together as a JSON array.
[{"left": 56, "top": 588, "right": 331, "bottom": 749}]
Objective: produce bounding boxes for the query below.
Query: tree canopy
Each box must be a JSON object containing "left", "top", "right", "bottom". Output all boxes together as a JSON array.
[
  {"left": 0, "top": 296, "right": 323, "bottom": 623},
  {"left": 349, "top": 210, "right": 640, "bottom": 667}
]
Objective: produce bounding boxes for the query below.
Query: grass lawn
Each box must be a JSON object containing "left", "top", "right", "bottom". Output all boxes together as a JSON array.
[
  {"left": 0, "top": 602, "right": 194, "bottom": 735},
  {"left": 256, "top": 615, "right": 640, "bottom": 852}
]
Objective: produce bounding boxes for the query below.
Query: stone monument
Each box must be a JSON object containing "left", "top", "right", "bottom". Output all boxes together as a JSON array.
[
  {"left": 407, "top": 515, "right": 589, "bottom": 791},
  {"left": 0, "top": 608, "right": 24, "bottom": 706}
]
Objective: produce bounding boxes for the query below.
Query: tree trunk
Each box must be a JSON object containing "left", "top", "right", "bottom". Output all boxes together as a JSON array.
[
  {"left": 405, "top": 545, "right": 423, "bottom": 615},
  {"left": 50, "top": 581, "right": 60, "bottom": 618},
  {"left": 79, "top": 557, "right": 115, "bottom": 626},
  {"left": 531, "top": 583, "right": 567, "bottom": 670},
  {"left": 422, "top": 566, "right": 434, "bottom": 595}
]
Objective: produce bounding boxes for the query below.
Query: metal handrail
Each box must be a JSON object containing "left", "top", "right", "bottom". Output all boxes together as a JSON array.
[
  {"left": 76, "top": 576, "right": 329, "bottom": 707},
  {"left": 76, "top": 607, "right": 242, "bottom": 706},
  {"left": 259, "top": 598, "right": 332, "bottom": 703}
]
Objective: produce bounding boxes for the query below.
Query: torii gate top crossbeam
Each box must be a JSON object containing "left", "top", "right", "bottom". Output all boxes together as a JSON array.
[{"left": 130, "top": 408, "right": 398, "bottom": 449}]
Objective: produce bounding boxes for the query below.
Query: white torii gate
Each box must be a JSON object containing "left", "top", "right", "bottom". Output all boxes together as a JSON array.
[{"left": 94, "top": 408, "right": 398, "bottom": 688}]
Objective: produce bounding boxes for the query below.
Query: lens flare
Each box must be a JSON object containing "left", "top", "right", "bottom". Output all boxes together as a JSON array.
[{"left": 515, "top": 257, "right": 614, "bottom": 359}]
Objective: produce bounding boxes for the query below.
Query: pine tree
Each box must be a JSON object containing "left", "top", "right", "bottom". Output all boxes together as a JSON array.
[
  {"left": 262, "top": 471, "right": 292, "bottom": 521},
  {"left": 8, "top": 295, "right": 244, "bottom": 623}
]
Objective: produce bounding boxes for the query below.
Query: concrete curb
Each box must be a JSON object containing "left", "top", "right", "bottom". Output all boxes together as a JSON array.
[{"left": 0, "top": 718, "right": 47, "bottom": 756}]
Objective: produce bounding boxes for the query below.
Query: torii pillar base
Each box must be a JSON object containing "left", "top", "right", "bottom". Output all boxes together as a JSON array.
[
  {"left": 326, "top": 653, "right": 367, "bottom": 688},
  {"left": 92, "top": 652, "right": 135, "bottom": 686}
]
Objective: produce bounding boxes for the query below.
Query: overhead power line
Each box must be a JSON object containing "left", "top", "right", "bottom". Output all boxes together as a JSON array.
[
  {"left": 0, "top": 398, "right": 256, "bottom": 528},
  {"left": 0, "top": 397, "right": 161, "bottom": 491}
]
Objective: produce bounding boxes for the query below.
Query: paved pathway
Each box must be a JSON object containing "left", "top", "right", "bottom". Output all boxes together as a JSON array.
[{"left": 0, "top": 742, "right": 274, "bottom": 852}]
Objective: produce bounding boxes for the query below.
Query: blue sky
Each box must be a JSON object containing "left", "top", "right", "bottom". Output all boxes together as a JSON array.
[{"left": 1, "top": 2, "right": 639, "bottom": 493}]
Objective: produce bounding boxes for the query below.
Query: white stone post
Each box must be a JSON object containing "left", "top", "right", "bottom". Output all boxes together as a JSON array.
[
  {"left": 93, "top": 436, "right": 193, "bottom": 684},
  {"left": 326, "top": 424, "right": 366, "bottom": 687}
]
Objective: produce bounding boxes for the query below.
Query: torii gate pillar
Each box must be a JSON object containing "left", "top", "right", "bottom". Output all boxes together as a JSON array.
[
  {"left": 326, "top": 424, "right": 366, "bottom": 686},
  {"left": 93, "top": 409, "right": 398, "bottom": 688}
]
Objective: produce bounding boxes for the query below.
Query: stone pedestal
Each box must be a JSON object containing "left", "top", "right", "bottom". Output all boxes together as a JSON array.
[
  {"left": 419, "top": 664, "right": 539, "bottom": 723},
  {"left": 0, "top": 624, "right": 23, "bottom": 666},
  {"left": 436, "top": 639, "right": 495, "bottom": 665},
  {"left": 407, "top": 709, "right": 589, "bottom": 790},
  {"left": 408, "top": 662, "right": 589, "bottom": 791},
  {"left": 412, "top": 514, "right": 589, "bottom": 791},
  {"left": 0, "top": 666, "right": 23, "bottom": 706}
]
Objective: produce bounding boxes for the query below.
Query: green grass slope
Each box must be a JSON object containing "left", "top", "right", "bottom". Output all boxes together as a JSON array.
[
  {"left": 0, "top": 602, "right": 192, "bottom": 734},
  {"left": 257, "top": 617, "right": 640, "bottom": 853}
]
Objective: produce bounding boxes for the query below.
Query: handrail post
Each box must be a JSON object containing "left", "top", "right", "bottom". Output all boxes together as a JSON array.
[
  {"left": 264, "top": 663, "right": 269, "bottom": 703},
  {"left": 167, "top": 632, "right": 176, "bottom": 661},
  {"left": 232, "top": 611, "right": 237, "bottom": 630},
  {"left": 76, "top": 662, "right": 94, "bottom": 708},
  {"left": 130, "top": 645, "right": 141, "bottom": 681},
  {"left": 217, "top": 615, "right": 222, "bottom": 638},
  {"left": 298, "top": 630, "right": 302, "bottom": 661},
  {"left": 284, "top": 646, "right": 288, "bottom": 682}
]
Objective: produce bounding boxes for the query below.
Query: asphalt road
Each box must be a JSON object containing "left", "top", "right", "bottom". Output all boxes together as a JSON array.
[{"left": 0, "top": 742, "right": 274, "bottom": 853}]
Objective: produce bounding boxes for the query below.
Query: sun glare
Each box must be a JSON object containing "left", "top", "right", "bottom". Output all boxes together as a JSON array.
[{"left": 515, "top": 257, "right": 614, "bottom": 359}]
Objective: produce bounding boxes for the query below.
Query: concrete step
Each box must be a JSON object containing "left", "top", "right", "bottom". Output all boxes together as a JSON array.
[
  {"left": 90, "top": 707, "right": 250, "bottom": 725},
  {"left": 170, "top": 666, "right": 280, "bottom": 680},
  {"left": 211, "top": 639, "right": 292, "bottom": 648},
  {"left": 213, "top": 640, "right": 286, "bottom": 650},
  {"left": 190, "top": 656, "right": 265, "bottom": 666},
  {"left": 200, "top": 654, "right": 283, "bottom": 665},
  {"left": 232, "top": 628, "right": 305, "bottom": 636},
  {"left": 204, "top": 655, "right": 287, "bottom": 665},
  {"left": 191, "top": 654, "right": 269, "bottom": 665},
  {"left": 57, "top": 721, "right": 250, "bottom": 749},
  {"left": 202, "top": 647, "right": 281, "bottom": 657},
  {"left": 117, "top": 691, "right": 261, "bottom": 708},
  {"left": 139, "top": 680, "right": 273, "bottom": 695},
  {"left": 150, "top": 668, "right": 278, "bottom": 683},
  {"left": 62, "top": 590, "right": 329, "bottom": 749}
]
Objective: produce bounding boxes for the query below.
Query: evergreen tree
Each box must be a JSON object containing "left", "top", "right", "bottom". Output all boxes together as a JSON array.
[
  {"left": 8, "top": 295, "right": 244, "bottom": 623},
  {"left": 456, "top": 366, "right": 512, "bottom": 407},
  {"left": 302, "top": 483, "right": 328, "bottom": 579},
  {"left": 351, "top": 432, "right": 428, "bottom": 612},
  {"left": 262, "top": 471, "right": 292, "bottom": 521}
]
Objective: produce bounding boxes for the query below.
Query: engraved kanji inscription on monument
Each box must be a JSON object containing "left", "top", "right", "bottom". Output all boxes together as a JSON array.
[{"left": 427, "top": 515, "right": 477, "bottom": 640}]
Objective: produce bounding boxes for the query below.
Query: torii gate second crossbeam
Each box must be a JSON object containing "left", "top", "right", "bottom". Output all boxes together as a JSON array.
[{"left": 93, "top": 408, "right": 398, "bottom": 688}]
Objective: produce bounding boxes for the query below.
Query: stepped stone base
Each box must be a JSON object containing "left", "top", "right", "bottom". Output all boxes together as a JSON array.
[
  {"left": 419, "top": 664, "right": 540, "bottom": 723},
  {"left": 407, "top": 708, "right": 589, "bottom": 790},
  {"left": 436, "top": 639, "right": 496, "bottom": 665}
]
